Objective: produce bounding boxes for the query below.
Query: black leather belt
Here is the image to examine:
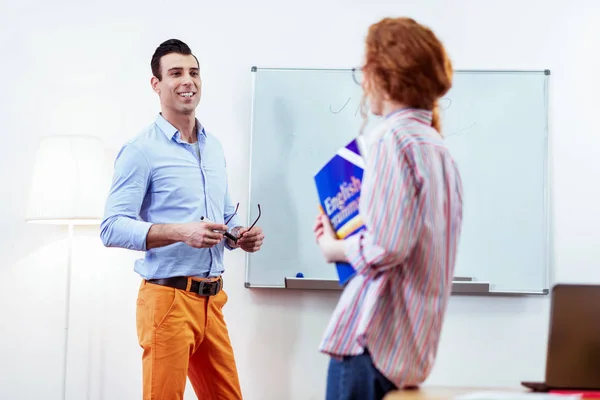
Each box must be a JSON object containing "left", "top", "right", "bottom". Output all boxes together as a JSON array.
[{"left": 146, "top": 276, "right": 222, "bottom": 296}]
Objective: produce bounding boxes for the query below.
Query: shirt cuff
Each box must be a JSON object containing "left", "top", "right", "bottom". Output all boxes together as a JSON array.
[
  {"left": 133, "top": 221, "right": 154, "bottom": 251},
  {"left": 343, "top": 233, "right": 367, "bottom": 274}
]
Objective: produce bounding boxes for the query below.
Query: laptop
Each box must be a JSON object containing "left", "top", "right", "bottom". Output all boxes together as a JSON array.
[{"left": 521, "top": 283, "right": 600, "bottom": 392}]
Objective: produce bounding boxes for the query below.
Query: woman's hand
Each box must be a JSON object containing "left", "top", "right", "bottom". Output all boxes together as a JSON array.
[{"left": 313, "top": 213, "right": 347, "bottom": 263}]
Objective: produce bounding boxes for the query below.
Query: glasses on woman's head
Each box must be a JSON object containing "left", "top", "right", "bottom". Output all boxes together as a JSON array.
[{"left": 352, "top": 67, "right": 363, "bottom": 86}]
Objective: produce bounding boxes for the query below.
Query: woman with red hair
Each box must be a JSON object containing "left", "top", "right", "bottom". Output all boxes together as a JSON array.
[{"left": 314, "top": 17, "right": 464, "bottom": 399}]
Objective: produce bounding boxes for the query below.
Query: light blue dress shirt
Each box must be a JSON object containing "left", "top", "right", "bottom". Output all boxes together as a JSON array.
[{"left": 100, "top": 114, "right": 241, "bottom": 279}]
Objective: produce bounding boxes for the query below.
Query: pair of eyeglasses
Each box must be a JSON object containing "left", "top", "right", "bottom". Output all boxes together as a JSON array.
[
  {"left": 224, "top": 203, "right": 262, "bottom": 243},
  {"left": 352, "top": 67, "right": 363, "bottom": 86}
]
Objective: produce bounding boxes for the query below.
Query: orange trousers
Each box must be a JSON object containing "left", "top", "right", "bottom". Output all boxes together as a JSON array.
[{"left": 136, "top": 278, "right": 242, "bottom": 400}]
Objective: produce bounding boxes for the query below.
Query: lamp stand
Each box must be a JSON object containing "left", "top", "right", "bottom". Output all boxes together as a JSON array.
[{"left": 61, "top": 223, "right": 74, "bottom": 400}]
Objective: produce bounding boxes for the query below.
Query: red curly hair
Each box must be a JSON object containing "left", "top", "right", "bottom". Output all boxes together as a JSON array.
[{"left": 361, "top": 17, "right": 453, "bottom": 134}]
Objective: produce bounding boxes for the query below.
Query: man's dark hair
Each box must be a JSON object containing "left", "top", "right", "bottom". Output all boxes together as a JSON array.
[{"left": 151, "top": 39, "right": 199, "bottom": 81}]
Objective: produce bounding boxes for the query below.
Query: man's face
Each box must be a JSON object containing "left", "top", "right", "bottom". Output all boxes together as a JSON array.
[{"left": 151, "top": 53, "right": 201, "bottom": 115}]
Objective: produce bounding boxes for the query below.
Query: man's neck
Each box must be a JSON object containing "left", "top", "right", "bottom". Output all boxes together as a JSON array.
[{"left": 161, "top": 110, "right": 197, "bottom": 143}]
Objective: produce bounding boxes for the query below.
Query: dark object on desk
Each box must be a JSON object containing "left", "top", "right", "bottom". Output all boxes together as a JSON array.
[{"left": 521, "top": 283, "right": 600, "bottom": 392}]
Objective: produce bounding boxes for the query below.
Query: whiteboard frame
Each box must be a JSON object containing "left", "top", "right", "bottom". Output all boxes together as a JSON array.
[{"left": 245, "top": 67, "right": 552, "bottom": 296}]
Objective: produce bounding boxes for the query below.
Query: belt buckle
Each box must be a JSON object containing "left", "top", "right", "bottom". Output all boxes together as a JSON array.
[{"left": 197, "top": 280, "right": 220, "bottom": 296}]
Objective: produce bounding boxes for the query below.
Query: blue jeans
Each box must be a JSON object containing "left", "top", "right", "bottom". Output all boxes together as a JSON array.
[{"left": 326, "top": 350, "right": 397, "bottom": 400}]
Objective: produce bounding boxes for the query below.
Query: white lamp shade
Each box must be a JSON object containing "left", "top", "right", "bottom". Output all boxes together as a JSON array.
[{"left": 26, "top": 135, "right": 112, "bottom": 225}]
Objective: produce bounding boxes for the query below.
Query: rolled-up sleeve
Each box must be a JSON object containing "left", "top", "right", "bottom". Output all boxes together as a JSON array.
[
  {"left": 344, "top": 139, "right": 423, "bottom": 275},
  {"left": 100, "top": 142, "right": 153, "bottom": 251}
]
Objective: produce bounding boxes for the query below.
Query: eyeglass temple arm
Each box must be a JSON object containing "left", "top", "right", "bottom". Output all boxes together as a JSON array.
[
  {"left": 224, "top": 203, "right": 240, "bottom": 226},
  {"left": 248, "top": 204, "right": 261, "bottom": 230},
  {"left": 229, "top": 204, "right": 262, "bottom": 243}
]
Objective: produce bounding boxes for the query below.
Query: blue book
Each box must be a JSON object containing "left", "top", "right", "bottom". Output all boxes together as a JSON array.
[{"left": 314, "top": 138, "right": 366, "bottom": 286}]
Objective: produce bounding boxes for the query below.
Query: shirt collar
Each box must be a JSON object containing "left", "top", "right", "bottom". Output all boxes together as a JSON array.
[
  {"left": 386, "top": 107, "right": 433, "bottom": 125},
  {"left": 155, "top": 113, "right": 207, "bottom": 141}
]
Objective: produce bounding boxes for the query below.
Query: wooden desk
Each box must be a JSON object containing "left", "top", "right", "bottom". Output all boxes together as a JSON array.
[{"left": 384, "top": 387, "right": 525, "bottom": 399}]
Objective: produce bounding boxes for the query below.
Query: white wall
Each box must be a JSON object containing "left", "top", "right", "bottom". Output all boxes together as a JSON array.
[{"left": 2, "top": 0, "right": 600, "bottom": 399}]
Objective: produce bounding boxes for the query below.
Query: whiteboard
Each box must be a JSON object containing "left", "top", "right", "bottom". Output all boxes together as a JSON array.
[{"left": 245, "top": 67, "right": 550, "bottom": 295}]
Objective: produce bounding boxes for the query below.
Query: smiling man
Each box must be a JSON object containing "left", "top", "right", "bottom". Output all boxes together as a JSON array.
[{"left": 100, "top": 39, "right": 264, "bottom": 400}]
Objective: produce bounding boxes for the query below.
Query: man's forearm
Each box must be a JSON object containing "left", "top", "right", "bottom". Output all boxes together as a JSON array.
[{"left": 146, "top": 223, "right": 184, "bottom": 250}]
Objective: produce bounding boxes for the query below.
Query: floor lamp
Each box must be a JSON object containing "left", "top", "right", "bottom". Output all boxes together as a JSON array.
[{"left": 25, "top": 135, "right": 111, "bottom": 400}]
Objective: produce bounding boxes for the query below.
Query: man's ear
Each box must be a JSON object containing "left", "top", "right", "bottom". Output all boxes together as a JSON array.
[{"left": 150, "top": 76, "right": 160, "bottom": 93}]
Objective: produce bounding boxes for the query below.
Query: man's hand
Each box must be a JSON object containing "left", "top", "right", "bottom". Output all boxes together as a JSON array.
[
  {"left": 179, "top": 221, "right": 229, "bottom": 249},
  {"left": 235, "top": 226, "right": 265, "bottom": 252}
]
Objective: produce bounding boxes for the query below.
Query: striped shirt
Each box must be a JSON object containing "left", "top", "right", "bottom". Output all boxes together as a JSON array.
[{"left": 319, "top": 108, "right": 464, "bottom": 388}]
